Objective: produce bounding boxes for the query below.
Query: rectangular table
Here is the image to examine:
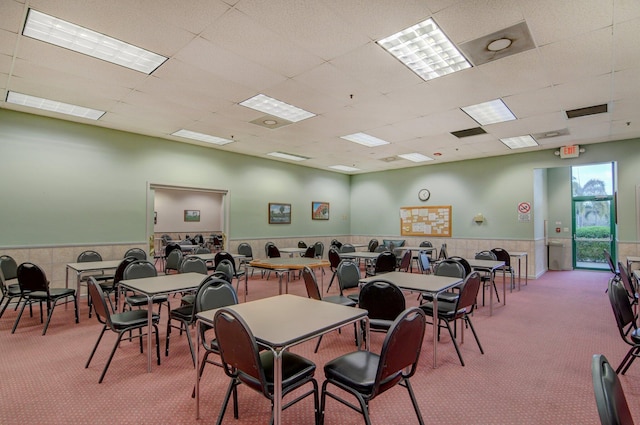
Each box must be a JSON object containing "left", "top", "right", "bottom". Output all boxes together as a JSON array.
[
  {"left": 509, "top": 251, "right": 528, "bottom": 290},
  {"left": 66, "top": 260, "right": 121, "bottom": 318},
  {"left": 195, "top": 294, "right": 369, "bottom": 425},
  {"left": 119, "top": 272, "right": 206, "bottom": 371},
  {"left": 464, "top": 258, "right": 506, "bottom": 316},
  {"left": 278, "top": 247, "right": 307, "bottom": 257},
  {"left": 401, "top": 246, "right": 438, "bottom": 272},
  {"left": 359, "top": 271, "right": 462, "bottom": 368},
  {"left": 247, "top": 258, "right": 329, "bottom": 301}
]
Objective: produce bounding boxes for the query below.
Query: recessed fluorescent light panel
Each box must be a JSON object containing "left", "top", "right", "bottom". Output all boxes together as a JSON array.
[
  {"left": 6, "top": 91, "right": 105, "bottom": 120},
  {"left": 23, "top": 9, "right": 167, "bottom": 74},
  {"left": 398, "top": 153, "right": 434, "bottom": 162},
  {"left": 329, "top": 165, "right": 360, "bottom": 172},
  {"left": 172, "top": 129, "right": 234, "bottom": 145},
  {"left": 341, "top": 132, "right": 390, "bottom": 147},
  {"left": 500, "top": 135, "right": 538, "bottom": 149},
  {"left": 461, "top": 99, "right": 516, "bottom": 126},
  {"left": 240, "top": 94, "right": 315, "bottom": 123},
  {"left": 377, "top": 18, "right": 471, "bottom": 81},
  {"left": 267, "top": 152, "right": 309, "bottom": 161}
]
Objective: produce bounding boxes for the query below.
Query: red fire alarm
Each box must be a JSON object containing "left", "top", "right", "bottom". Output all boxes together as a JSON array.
[{"left": 555, "top": 227, "right": 561, "bottom": 233}]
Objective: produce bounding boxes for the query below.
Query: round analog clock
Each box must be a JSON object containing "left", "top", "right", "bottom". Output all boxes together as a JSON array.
[{"left": 418, "top": 189, "right": 431, "bottom": 201}]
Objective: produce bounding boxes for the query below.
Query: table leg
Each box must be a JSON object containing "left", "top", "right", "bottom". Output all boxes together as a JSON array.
[
  {"left": 524, "top": 254, "right": 528, "bottom": 286},
  {"left": 517, "top": 257, "right": 522, "bottom": 291},
  {"left": 273, "top": 349, "right": 283, "bottom": 425},
  {"left": 489, "top": 273, "right": 493, "bottom": 317},
  {"left": 502, "top": 268, "right": 506, "bottom": 306},
  {"left": 195, "top": 320, "right": 202, "bottom": 419},
  {"left": 432, "top": 294, "right": 439, "bottom": 368},
  {"left": 146, "top": 294, "right": 153, "bottom": 372}
]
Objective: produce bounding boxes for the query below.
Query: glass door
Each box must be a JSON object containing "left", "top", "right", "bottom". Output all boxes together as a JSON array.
[{"left": 571, "top": 163, "right": 616, "bottom": 270}]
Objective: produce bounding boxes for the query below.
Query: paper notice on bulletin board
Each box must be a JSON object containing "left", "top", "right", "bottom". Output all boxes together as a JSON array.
[{"left": 400, "top": 206, "right": 451, "bottom": 237}]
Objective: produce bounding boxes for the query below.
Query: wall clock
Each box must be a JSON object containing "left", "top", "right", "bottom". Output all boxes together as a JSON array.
[{"left": 418, "top": 189, "right": 431, "bottom": 201}]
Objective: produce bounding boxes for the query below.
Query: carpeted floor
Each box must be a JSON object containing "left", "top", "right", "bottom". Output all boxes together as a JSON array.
[{"left": 0, "top": 268, "right": 635, "bottom": 424}]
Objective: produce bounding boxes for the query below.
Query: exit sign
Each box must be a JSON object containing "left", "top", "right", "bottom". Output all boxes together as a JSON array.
[{"left": 560, "top": 145, "right": 580, "bottom": 159}]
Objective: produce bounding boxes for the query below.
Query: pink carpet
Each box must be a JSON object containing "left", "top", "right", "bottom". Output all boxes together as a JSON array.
[{"left": 0, "top": 268, "right": 634, "bottom": 424}]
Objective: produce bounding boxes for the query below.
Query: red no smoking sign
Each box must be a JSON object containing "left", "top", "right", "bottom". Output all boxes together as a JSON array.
[{"left": 518, "top": 202, "right": 531, "bottom": 214}]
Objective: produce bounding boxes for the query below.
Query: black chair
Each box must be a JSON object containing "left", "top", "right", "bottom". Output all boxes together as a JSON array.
[
  {"left": 475, "top": 250, "right": 500, "bottom": 305},
  {"left": 605, "top": 249, "right": 620, "bottom": 282},
  {"left": 77, "top": 251, "right": 114, "bottom": 304},
  {"left": 325, "top": 247, "right": 342, "bottom": 293},
  {"left": 267, "top": 244, "right": 281, "bottom": 258},
  {"left": 330, "top": 239, "right": 342, "bottom": 250},
  {"left": 302, "top": 266, "right": 356, "bottom": 353},
  {"left": 194, "top": 246, "right": 211, "bottom": 255},
  {"left": 179, "top": 257, "right": 209, "bottom": 306},
  {"left": 358, "top": 279, "right": 405, "bottom": 334},
  {"left": 618, "top": 261, "right": 638, "bottom": 314},
  {"left": 165, "top": 274, "right": 214, "bottom": 366},
  {"left": 491, "top": 247, "right": 515, "bottom": 291},
  {"left": 320, "top": 307, "right": 426, "bottom": 425},
  {"left": 215, "top": 260, "right": 235, "bottom": 284},
  {"left": 213, "top": 308, "right": 319, "bottom": 425},
  {"left": 164, "top": 249, "right": 183, "bottom": 274},
  {"left": 303, "top": 246, "right": 316, "bottom": 258},
  {"left": 591, "top": 354, "right": 635, "bottom": 425},
  {"left": 165, "top": 242, "right": 181, "bottom": 258},
  {"left": 298, "top": 240, "right": 308, "bottom": 249},
  {"left": 419, "top": 272, "right": 484, "bottom": 366},
  {"left": 12, "top": 262, "right": 78, "bottom": 335},
  {"left": 437, "top": 243, "right": 448, "bottom": 262},
  {"left": 237, "top": 242, "right": 254, "bottom": 276},
  {"left": 90, "top": 256, "right": 137, "bottom": 316},
  {"left": 367, "top": 239, "right": 379, "bottom": 252},
  {"left": 608, "top": 278, "right": 640, "bottom": 375},
  {"left": 336, "top": 260, "right": 361, "bottom": 304},
  {"left": 123, "top": 260, "right": 170, "bottom": 318},
  {"left": 367, "top": 251, "right": 396, "bottom": 276},
  {"left": 0, "top": 255, "right": 22, "bottom": 318},
  {"left": 124, "top": 248, "right": 146, "bottom": 260},
  {"left": 85, "top": 277, "right": 160, "bottom": 383},
  {"left": 214, "top": 251, "right": 245, "bottom": 289},
  {"left": 340, "top": 244, "right": 356, "bottom": 253},
  {"left": 192, "top": 278, "right": 239, "bottom": 398},
  {"left": 314, "top": 241, "right": 325, "bottom": 259},
  {"left": 421, "top": 258, "right": 466, "bottom": 304},
  {"left": 448, "top": 256, "right": 472, "bottom": 277}
]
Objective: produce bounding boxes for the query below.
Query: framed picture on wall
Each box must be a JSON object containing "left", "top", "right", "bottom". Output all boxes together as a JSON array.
[
  {"left": 269, "top": 203, "right": 291, "bottom": 224},
  {"left": 184, "top": 209, "right": 200, "bottom": 222},
  {"left": 311, "top": 201, "right": 329, "bottom": 220}
]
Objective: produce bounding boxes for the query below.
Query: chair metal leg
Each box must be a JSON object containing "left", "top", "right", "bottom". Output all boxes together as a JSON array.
[
  {"left": 465, "top": 316, "right": 484, "bottom": 354},
  {"left": 85, "top": 326, "right": 108, "bottom": 369},
  {"left": 443, "top": 319, "right": 464, "bottom": 366},
  {"left": 401, "top": 378, "right": 425, "bottom": 425}
]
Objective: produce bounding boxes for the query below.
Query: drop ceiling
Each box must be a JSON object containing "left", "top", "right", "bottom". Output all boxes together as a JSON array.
[{"left": 1, "top": 0, "right": 639, "bottom": 174}]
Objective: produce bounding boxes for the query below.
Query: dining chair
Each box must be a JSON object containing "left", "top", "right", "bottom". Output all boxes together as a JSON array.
[
  {"left": 123, "top": 248, "right": 147, "bottom": 260},
  {"left": 591, "top": 354, "right": 635, "bottom": 425},
  {"left": 0, "top": 255, "right": 22, "bottom": 318},
  {"left": 314, "top": 241, "right": 325, "bottom": 259},
  {"left": 214, "top": 251, "right": 245, "bottom": 287},
  {"left": 319, "top": 307, "right": 426, "bottom": 425},
  {"left": 213, "top": 307, "right": 319, "bottom": 425},
  {"left": 398, "top": 250, "right": 412, "bottom": 272},
  {"left": 302, "top": 266, "right": 356, "bottom": 353},
  {"left": 608, "top": 278, "right": 640, "bottom": 375},
  {"left": 421, "top": 258, "right": 466, "bottom": 304},
  {"left": 123, "top": 260, "right": 170, "bottom": 318},
  {"left": 491, "top": 248, "right": 515, "bottom": 291},
  {"left": 90, "top": 256, "right": 137, "bottom": 317},
  {"left": 325, "top": 248, "right": 342, "bottom": 293},
  {"left": 366, "top": 251, "right": 396, "bottom": 276},
  {"left": 237, "top": 242, "right": 254, "bottom": 277},
  {"left": 12, "top": 262, "right": 79, "bottom": 335},
  {"left": 85, "top": 277, "right": 160, "bottom": 383},
  {"left": 618, "top": 261, "right": 638, "bottom": 315},
  {"left": 358, "top": 279, "right": 405, "bottom": 335},
  {"left": 419, "top": 272, "right": 484, "bottom": 366},
  {"left": 475, "top": 250, "right": 500, "bottom": 305},
  {"left": 164, "top": 249, "right": 183, "bottom": 275},
  {"left": 336, "top": 260, "right": 361, "bottom": 304},
  {"left": 367, "top": 239, "right": 379, "bottom": 252}
]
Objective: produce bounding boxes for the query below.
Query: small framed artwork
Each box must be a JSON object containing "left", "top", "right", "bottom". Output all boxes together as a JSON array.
[
  {"left": 184, "top": 209, "right": 200, "bottom": 222},
  {"left": 312, "top": 201, "right": 329, "bottom": 220},
  {"left": 269, "top": 203, "right": 291, "bottom": 224}
]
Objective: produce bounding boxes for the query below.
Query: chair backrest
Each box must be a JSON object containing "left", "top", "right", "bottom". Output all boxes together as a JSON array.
[
  {"left": 124, "top": 248, "right": 146, "bottom": 260},
  {"left": 302, "top": 267, "right": 322, "bottom": 301},
  {"left": 398, "top": 250, "right": 412, "bottom": 272},
  {"left": 447, "top": 256, "right": 472, "bottom": 277},
  {"left": 475, "top": 250, "right": 497, "bottom": 261},
  {"left": 195, "top": 276, "right": 238, "bottom": 313},
  {"left": 16, "top": 262, "right": 49, "bottom": 293},
  {"left": 608, "top": 279, "right": 636, "bottom": 340},
  {"left": 337, "top": 260, "right": 360, "bottom": 292},
  {"left": 265, "top": 242, "right": 275, "bottom": 257},
  {"left": 78, "top": 250, "right": 102, "bottom": 262},
  {"left": 455, "top": 272, "right": 482, "bottom": 314},
  {"left": 417, "top": 251, "right": 431, "bottom": 274},
  {"left": 374, "top": 251, "right": 397, "bottom": 274},
  {"left": 298, "top": 241, "right": 307, "bottom": 248},
  {"left": 373, "top": 307, "right": 426, "bottom": 398},
  {"left": 113, "top": 257, "right": 138, "bottom": 287},
  {"left": 438, "top": 243, "right": 448, "bottom": 260},
  {"left": 214, "top": 251, "right": 237, "bottom": 274},
  {"left": 165, "top": 249, "right": 183, "bottom": 272},
  {"left": 491, "top": 248, "right": 511, "bottom": 267},
  {"left": 618, "top": 262, "right": 635, "bottom": 298},
  {"left": 374, "top": 245, "right": 387, "bottom": 253},
  {"left": 87, "top": 277, "right": 114, "bottom": 327},
  {"left": 215, "top": 260, "right": 235, "bottom": 282},
  {"left": 358, "top": 280, "right": 406, "bottom": 322},
  {"left": 237, "top": 243, "right": 253, "bottom": 259},
  {"left": 123, "top": 260, "right": 158, "bottom": 280},
  {"left": 314, "top": 241, "right": 324, "bottom": 258},
  {"left": 0, "top": 255, "right": 18, "bottom": 282},
  {"left": 328, "top": 248, "right": 341, "bottom": 269},
  {"left": 180, "top": 257, "right": 208, "bottom": 275},
  {"left": 434, "top": 259, "right": 466, "bottom": 279},
  {"left": 604, "top": 249, "right": 619, "bottom": 278},
  {"left": 368, "top": 239, "right": 379, "bottom": 252},
  {"left": 194, "top": 246, "right": 211, "bottom": 255},
  {"left": 161, "top": 234, "right": 172, "bottom": 245},
  {"left": 194, "top": 234, "right": 205, "bottom": 245},
  {"left": 591, "top": 354, "right": 634, "bottom": 425},
  {"left": 419, "top": 241, "right": 433, "bottom": 248},
  {"left": 267, "top": 244, "right": 281, "bottom": 258},
  {"left": 303, "top": 246, "right": 316, "bottom": 258},
  {"left": 340, "top": 244, "right": 356, "bottom": 253},
  {"left": 331, "top": 239, "right": 343, "bottom": 249},
  {"left": 165, "top": 243, "right": 181, "bottom": 257}
]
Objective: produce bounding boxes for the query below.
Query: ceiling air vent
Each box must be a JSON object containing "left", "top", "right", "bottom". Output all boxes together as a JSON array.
[
  {"left": 381, "top": 156, "right": 399, "bottom": 162},
  {"left": 451, "top": 127, "right": 487, "bottom": 138},
  {"left": 532, "top": 128, "right": 570, "bottom": 140},
  {"left": 565, "top": 104, "right": 608, "bottom": 119}
]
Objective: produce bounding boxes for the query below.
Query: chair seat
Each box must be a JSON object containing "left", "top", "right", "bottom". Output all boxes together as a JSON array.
[
  {"left": 323, "top": 295, "right": 357, "bottom": 307},
  {"left": 419, "top": 301, "right": 467, "bottom": 320},
  {"left": 126, "top": 294, "right": 169, "bottom": 306},
  {"left": 369, "top": 318, "right": 394, "bottom": 331},
  {"left": 169, "top": 305, "right": 194, "bottom": 321},
  {"left": 324, "top": 350, "right": 400, "bottom": 395},
  {"left": 347, "top": 294, "right": 359, "bottom": 304},
  {"left": 27, "top": 288, "right": 76, "bottom": 300},
  {"left": 259, "top": 350, "right": 316, "bottom": 392},
  {"left": 5, "top": 284, "right": 21, "bottom": 296},
  {"left": 110, "top": 309, "right": 160, "bottom": 330},
  {"left": 421, "top": 291, "right": 459, "bottom": 303},
  {"left": 181, "top": 294, "right": 196, "bottom": 305}
]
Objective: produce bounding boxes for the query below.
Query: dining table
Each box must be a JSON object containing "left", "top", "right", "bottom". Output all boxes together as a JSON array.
[
  {"left": 118, "top": 272, "right": 206, "bottom": 371},
  {"left": 359, "top": 271, "right": 463, "bottom": 368},
  {"left": 65, "top": 259, "right": 121, "bottom": 318},
  {"left": 464, "top": 258, "right": 506, "bottom": 316},
  {"left": 195, "top": 294, "right": 369, "bottom": 425},
  {"left": 246, "top": 257, "right": 329, "bottom": 301},
  {"left": 509, "top": 251, "right": 529, "bottom": 290}
]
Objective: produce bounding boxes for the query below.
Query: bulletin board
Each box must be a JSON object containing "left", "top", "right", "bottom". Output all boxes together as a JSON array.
[{"left": 400, "top": 205, "right": 452, "bottom": 237}]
